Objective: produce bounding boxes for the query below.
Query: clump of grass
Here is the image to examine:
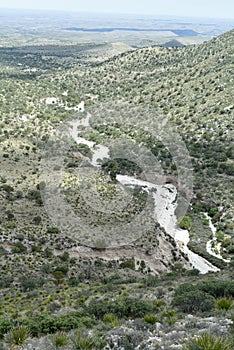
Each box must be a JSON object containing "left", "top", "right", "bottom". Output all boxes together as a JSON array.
[
  {"left": 103, "top": 313, "right": 119, "bottom": 327},
  {"left": 216, "top": 297, "right": 233, "bottom": 310},
  {"left": 183, "top": 332, "right": 232, "bottom": 350},
  {"left": 143, "top": 314, "right": 159, "bottom": 325},
  {"left": 4, "top": 325, "right": 31, "bottom": 349},
  {"left": 72, "top": 328, "right": 106, "bottom": 350},
  {"left": 52, "top": 331, "right": 69, "bottom": 348},
  {"left": 72, "top": 335, "right": 94, "bottom": 350}
]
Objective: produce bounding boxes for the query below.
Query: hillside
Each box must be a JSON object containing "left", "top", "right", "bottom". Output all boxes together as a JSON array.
[{"left": 0, "top": 29, "right": 233, "bottom": 349}]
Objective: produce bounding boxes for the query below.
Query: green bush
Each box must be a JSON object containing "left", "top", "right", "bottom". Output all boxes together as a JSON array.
[
  {"left": 174, "top": 280, "right": 234, "bottom": 299},
  {"left": 47, "top": 227, "right": 60, "bottom": 234},
  {"left": 0, "top": 320, "right": 13, "bottom": 339},
  {"left": 198, "top": 280, "right": 234, "bottom": 298},
  {"left": 19, "top": 312, "right": 95, "bottom": 337},
  {"left": 119, "top": 258, "right": 135, "bottom": 270},
  {"left": 12, "top": 241, "right": 27, "bottom": 254},
  {"left": 172, "top": 289, "right": 215, "bottom": 313},
  {"left": 179, "top": 215, "right": 192, "bottom": 230},
  {"left": 87, "top": 297, "right": 155, "bottom": 319},
  {"left": 19, "top": 276, "right": 45, "bottom": 292},
  {"left": 0, "top": 276, "right": 13, "bottom": 289}
]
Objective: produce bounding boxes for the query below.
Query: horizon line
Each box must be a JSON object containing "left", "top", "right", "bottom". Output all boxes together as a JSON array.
[{"left": 1, "top": 7, "right": 234, "bottom": 21}]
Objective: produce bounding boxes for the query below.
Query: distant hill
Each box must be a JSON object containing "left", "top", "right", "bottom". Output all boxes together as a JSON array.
[{"left": 163, "top": 39, "right": 185, "bottom": 47}]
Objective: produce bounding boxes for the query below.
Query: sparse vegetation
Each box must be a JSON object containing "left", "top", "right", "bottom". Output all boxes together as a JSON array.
[{"left": 0, "top": 10, "right": 233, "bottom": 349}]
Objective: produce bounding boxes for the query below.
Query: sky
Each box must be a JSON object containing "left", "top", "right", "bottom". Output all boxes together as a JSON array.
[{"left": 0, "top": 0, "right": 234, "bottom": 19}]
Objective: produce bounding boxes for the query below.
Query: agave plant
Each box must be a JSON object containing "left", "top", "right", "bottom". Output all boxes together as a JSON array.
[{"left": 4, "top": 326, "right": 31, "bottom": 349}]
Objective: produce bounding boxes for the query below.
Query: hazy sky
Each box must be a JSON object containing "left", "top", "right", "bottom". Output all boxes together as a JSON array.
[{"left": 0, "top": 0, "right": 234, "bottom": 19}]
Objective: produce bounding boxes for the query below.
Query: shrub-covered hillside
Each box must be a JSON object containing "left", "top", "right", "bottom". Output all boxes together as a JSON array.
[{"left": 0, "top": 29, "right": 233, "bottom": 349}]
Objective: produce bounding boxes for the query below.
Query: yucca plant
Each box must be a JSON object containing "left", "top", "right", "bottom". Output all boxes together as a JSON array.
[
  {"left": 52, "top": 331, "right": 69, "bottom": 348},
  {"left": 183, "top": 332, "right": 233, "bottom": 350},
  {"left": 4, "top": 325, "right": 31, "bottom": 349}
]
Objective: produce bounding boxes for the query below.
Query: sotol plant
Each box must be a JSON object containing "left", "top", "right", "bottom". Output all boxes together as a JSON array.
[
  {"left": 52, "top": 331, "right": 69, "bottom": 348},
  {"left": 183, "top": 332, "right": 233, "bottom": 350},
  {"left": 4, "top": 325, "right": 31, "bottom": 349},
  {"left": 216, "top": 297, "right": 233, "bottom": 311}
]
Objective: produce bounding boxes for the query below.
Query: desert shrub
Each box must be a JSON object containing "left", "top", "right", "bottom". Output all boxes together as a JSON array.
[
  {"left": 5, "top": 210, "right": 14, "bottom": 221},
  {"left": 119, "top": 258, "right": 135, "bottom": 270},
  {"left": 12, "top": 241, "right": 27, "bottom": 254},
  {"left": 0, "top": 320, "right": 13, "bottom": 339},
  {"left": 0, "top": 184, "right": 13, "bottom": 193},
  {"left": 143, "top": 275, "right": 159, "bottom": 287},
  {"left": 198, "top": 280, "right": 234, "bottom": 298},
  {"left": 183, "top": 332, "right": 232, "bottom": 350},
  {"left": 48, "top": 302, "right": 61, "bottom": 313},
  {"left": 87, "top": 297, "right": 155, "bottom": 319},
  {"left": 32, "top": 216, "right": 42, "bottom": 225},
  {"left": 42, "top": 247, "right": 53, "bottom": 258},
  {"left": 68, "top": 276, "right": 80, "bottom": 286},
  {"left": 0, "top": 276, "right": 13, "bottom": 289},
  {"left": 20, "top": 312, "right": 95, "bottom": 337},
  {"left": 47, "top": 227, "right": 60, "bottom": 234},
  {"left": 59, "top": 251, "right": 70, "bottom": 262},
  {"left": 54, "top": 264, "right": 69, "bottom": 275},
  {"left": 209, "top": 207, "right": 219, "bottom": 217},
  {"left": 75, "top": 143, "right": 92, "bottom": 157},
  {"left": 227, "top": 244, "right": 234, "bottom": 254},
  {"left": 19, "top": 276, "right": 45, "bottom": 292},
  {"left": 172, "top": 289, "right": 215, "bottom": 313},
  {"left": 175, "top": 281, "right": 234, "bottom": 299},
  {"left": 179, "top": 215, "right": 192, "bottom": 230},
  {"left": 27, "top": 189, "right": 43, "bottom": 205}
]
